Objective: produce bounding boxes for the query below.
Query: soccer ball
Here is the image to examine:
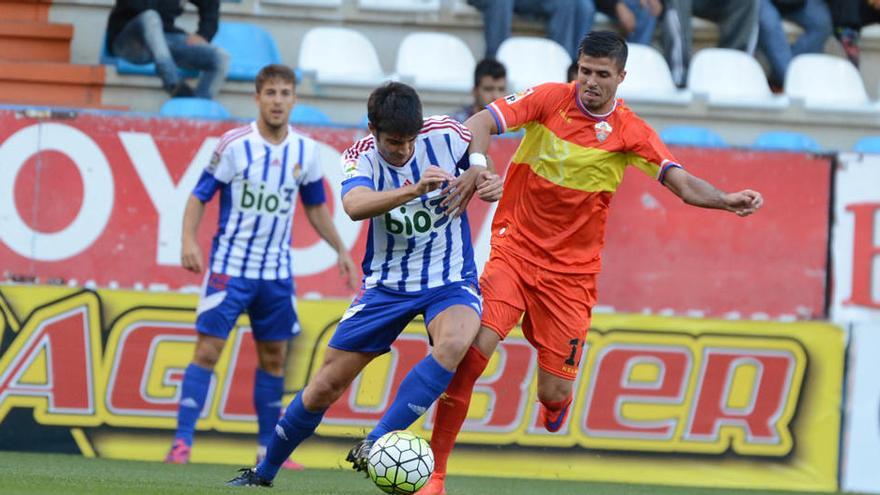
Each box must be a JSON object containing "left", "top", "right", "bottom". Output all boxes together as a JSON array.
[{"left": 367, "top": 430, "right": 434, "bottom": 494}]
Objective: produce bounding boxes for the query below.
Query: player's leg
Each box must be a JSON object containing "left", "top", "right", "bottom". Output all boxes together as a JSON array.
[
  {"left": 364, "top": 281, "right": 482, "bottom": 445},
  {"left": 422, "top": 254, "right": 528, "bottom": 494},
  {"left": 248, "top": 278, "right": 304, "bottom": 470},
  {"left": 167, "top": 274, "right": 253, "bottom": 463}
]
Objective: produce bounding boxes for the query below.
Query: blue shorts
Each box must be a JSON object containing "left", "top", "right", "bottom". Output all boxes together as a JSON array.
[
  {"left": 329, "top": 280, "right": 482, "bottom": 354},
  {"left": 195, "top": 272, "right": 299, "bottom": 342}
]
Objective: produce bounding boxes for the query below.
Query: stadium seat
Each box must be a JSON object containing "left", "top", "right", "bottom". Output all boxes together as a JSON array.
[
  {"left": 290, "top": 104, "right": 332, "bottom": 126},
  {"left": 660, "top": 125, "right": 727, "bottom": 147},
  {"left": 298, "top": 27, "right": 387, "bottom": 86},
  {"left": 785, "top": 54, "right": 880, "bottom": 112},
  {"left": 854, "top": 136, "right": 880, "bottom": 153},
  {"left": 159, "top": 97, "right": 230, "bottom": 119},
  {"left": 752, "top": 131, "right": 820, "bottom": 152},
  {"left": 395, "top": 32, "right": 475, "bottom": 92},
  {"left": 212, "top": 22, "right": 281, "bottom": 81},
  {"left": 617, "top": 43, "right": 692, "bottom": 105},
  {"left": 497, "top": 37, "right": 571, "bottom": 92},
  {"left": 358, "top": 0, "right": 440, "bottom": 11},
  {"left": 687, "top": 48, "right": 789, "bottom": 109}
]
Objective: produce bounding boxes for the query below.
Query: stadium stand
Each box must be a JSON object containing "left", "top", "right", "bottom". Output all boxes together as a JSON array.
[
  {"left": 358, "top": 0, "right": 440, "bottom": 12},
  {"left": 297, "top": 26, "right": 387, "bottom": 87},
  {"left": 753, "top": 130, "right": 821, "bottom": 152},
  {"left": 497, "top": 36, "right": 571, "bottom": 91},
  {"left": 290, "top": 103, "right": 332, "bottom": 125},
  {"left": 395, "top": 32, "right": 475, "bottom": 92},
  {"left": 212, "top": 22, "right": 281, "bottom": 81},
  {"left": 617, "top": 43, "right": 692, "bottom": 105},
  {"left": 660, "top": 125, "right": 727, "bottom": 148},
  {"left": 785, "top": 53, "right": 880, "bottom": 112},
  {"left": 159, "top": 97, "right": 230, "bottom": 119},
  {"left": 853, "top": 136, "right": 880, "bottom": 153},
  {"left": 687, "top": 48, "right": 789, "bottom": 109}
]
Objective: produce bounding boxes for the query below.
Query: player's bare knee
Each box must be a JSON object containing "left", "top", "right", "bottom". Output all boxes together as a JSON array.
[
  {"left": 434, "top": 333, "right": 472, "bottom": 368},
  {"left": 192, "top": 338, "right": 224, "bottom": 369},
  {"left": 537, "top": 380, "right": 573, "bottom": 404}
]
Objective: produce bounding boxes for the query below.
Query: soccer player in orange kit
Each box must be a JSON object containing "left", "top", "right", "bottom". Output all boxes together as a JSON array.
[{"left": 419, "top": 30, "right": 764, "bottom": 495}]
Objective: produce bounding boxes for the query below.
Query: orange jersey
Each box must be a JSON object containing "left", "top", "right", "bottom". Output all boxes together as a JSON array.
[{"left": 486, "top": 82, "right": 681, "bottom": 273}]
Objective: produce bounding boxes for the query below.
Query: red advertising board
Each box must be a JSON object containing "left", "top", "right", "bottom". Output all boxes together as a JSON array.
[{"left": 0, "top": 109, "right": 831, "bottom": 318}]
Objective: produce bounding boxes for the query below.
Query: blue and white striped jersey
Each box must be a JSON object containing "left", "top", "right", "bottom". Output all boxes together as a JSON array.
[
  {"left": 340, "top": 116, "right": 477, "bottom": 292},
  {"left": 192, "top": 122, "right": 326, "bottom": 280}
]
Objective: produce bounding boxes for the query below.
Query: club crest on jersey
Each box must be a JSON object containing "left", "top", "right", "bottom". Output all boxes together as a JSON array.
[
  {"left": 504, "top": 87, "right": 534, "bottom": 104},
  {"left": 271, "top": 158, "right": 281, "bottom": 167},
  {"left": 292, "top": 162, "right": 302, "bottom": 179},
  {"left": 594, "top": 121, "right": 613, "bottom": 142},
  {"left": 207, "top": 151, "right": 221, "bottom": 173}
]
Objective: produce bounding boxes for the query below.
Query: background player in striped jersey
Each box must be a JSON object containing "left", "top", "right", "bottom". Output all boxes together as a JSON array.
[
  {"left": 165, "top": 64, "right": 358, "bottom": 468},
  {"left": 225, "top": 82, "right": 502, "bottom": 487},
  {"left": 419, "top": 31, "right": 764, "bottom": 495}
]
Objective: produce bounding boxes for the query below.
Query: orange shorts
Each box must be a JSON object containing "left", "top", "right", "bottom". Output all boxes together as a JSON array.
[{"left": 479, "top": 249, "right": 597, "bottom": 380}]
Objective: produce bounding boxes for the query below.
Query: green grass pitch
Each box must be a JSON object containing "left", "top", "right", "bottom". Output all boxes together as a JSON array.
[{"left": 0, "top": 451, "right": 851, "bottom": 495}]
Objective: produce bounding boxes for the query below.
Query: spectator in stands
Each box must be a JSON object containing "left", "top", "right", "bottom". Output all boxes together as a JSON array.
[
  {"left": 828, "top": 0, "right": 880, "bottom": 66},
  {"left": 597, "top": 0, "right": 663, "bottom": 45},
  {"left": 660, "top": 0, "right": 760, "bottom": 87},
  {"left": 757, "top": 0, "right": 832, "bottom": 90},
  {"left": 105, "top": 0, "right": 229, "bottom": 99},
  {"left": 567, "top": 61, "right": 579, "bottom": 81},
  {"left": 451, "top": 59, "right": 507, "bottom": 123},
  {"left": 468, "top": 0, "right": 597, "bottom": 60}
]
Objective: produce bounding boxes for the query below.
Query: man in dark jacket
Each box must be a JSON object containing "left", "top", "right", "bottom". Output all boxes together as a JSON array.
[{"left": 106, "top": 0, "right": 229, "bottom": 99}]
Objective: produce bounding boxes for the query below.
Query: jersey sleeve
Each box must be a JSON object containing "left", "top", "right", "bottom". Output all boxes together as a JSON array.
[
  {"left": 192, "top": 139, "right": 237, "bottom": 202},
  {"left": 486, "top": 83, "right": 567, "bottom": 133},
  {"left": 299, "top": 139, "right": 326, "bottom": 206},
  {"left": 623, "top": 116, "right": 683, "bottom": 183},
  {"left": 340, "top": 137, "right": 376, "bottom": 197}
]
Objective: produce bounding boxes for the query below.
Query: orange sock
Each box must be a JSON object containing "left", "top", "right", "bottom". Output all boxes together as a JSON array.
[{"left": 429, "top": 346, "right": 489, "bottom": 476}]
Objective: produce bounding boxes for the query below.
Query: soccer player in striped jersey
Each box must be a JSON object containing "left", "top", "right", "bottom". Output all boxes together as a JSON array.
[
  {"left": 165, "top": 64, "right": 358, "bottom": 468},
  {"left": 419, "top": 31, "right": 764, "bottom": 495},
  {"left": 225, "top": 82, "right": 503, "bottom": 487}
]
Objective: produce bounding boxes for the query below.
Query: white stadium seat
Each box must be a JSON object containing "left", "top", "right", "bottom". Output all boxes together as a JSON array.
[
  {"left": 298, "top": 27, "right": 387, "bottom": 86},
  {"left": 687, "top": 48, "right": 789, "bottom": 109},
  {"left": 358, "top": 0, "right": 440, "bottom": 12},
  {"left": 785, "top": 54, "right": 880, "bottom": 113},
  {"left": 497, "top": 37, "right": 571, "bottom": 92},
  {"left": 395, "top": 32, "right": 475, "bottom": 92},
  {"left": 617, "top": 43, "right": 692, "bottom": 105}
]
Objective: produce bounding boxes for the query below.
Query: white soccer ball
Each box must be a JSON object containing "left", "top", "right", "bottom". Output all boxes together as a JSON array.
[{"left": 367, "top": 430, "right": 434, "bottom": 494}]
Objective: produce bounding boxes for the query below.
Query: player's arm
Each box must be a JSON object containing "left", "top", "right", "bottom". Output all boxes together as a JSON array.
[
  {"left": 662, "top": 166, "right": 763, "bottom": 217},
  {"left": 181, "top": 194, "right": 207, "bottom": 273},
  {"left": 302, "top": 203, "right": 359, "bottom": 289},
  {"left": 342, "top": 166, "right": 454, "bottom": 221},
  {"left": 441, "top": 110, "right": 503, "bottom": 213}
]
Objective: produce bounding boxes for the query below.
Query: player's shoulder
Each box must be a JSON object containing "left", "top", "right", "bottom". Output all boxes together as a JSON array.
[
  {"left": 215, "top": 123, "right": 254, "bottom": 154},
  {"left": 613, "top": 99, "right": 652, "bottom": 130},
  {"left": 342, "top": 133, "right": 377, "bottom": 163},
  {"left": 420, "top": 115, "right": 472, "bottom": 141}
]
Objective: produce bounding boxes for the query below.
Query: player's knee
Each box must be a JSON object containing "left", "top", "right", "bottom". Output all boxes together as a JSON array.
[
  {"left": 303, "top": 374, "right": 347, "bottom": 409},
  {"left": 192, "top": 348, "right": 220, "bottom": 369},
  {"left": 433, "top": 333, "right": 472, "bottom": 369},
  {"left": 537, "top": 382, "right": 572, "bottom": 405}
]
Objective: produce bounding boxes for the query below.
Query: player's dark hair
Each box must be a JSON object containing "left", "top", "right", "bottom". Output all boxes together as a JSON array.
[
  {"left": 474, "top": 58, "right": 506, "bottom": 88},
  {"left": 367, "top": 82, "right": 423, "bottom": 137},
  {"left": 578, "top": 31, "right": 628, "bottom": 71},
  {"left": 255, "top": 64, "right": 296, "bottom": 93}
]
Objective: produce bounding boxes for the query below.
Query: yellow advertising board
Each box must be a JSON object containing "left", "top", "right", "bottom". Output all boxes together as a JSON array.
[{"left": 0, "top": 285, "right": 842, "bottom": 491}]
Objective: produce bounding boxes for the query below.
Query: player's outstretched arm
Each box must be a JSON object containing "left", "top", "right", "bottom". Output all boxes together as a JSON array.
[
  {"left": 662, "top": 166, "right": 763, "bottom": 217},
  {"left": 441, "top": 110, "right": 502, "bottom": 214},
  {"left": 343, "top": 166, "right": 454, "bottom": 221},
  {"left": 303, "top": 203, "right": 359, "bottom": 289},
  {"left": 181, "top": 194, "right": 207, "bottom": 273}
]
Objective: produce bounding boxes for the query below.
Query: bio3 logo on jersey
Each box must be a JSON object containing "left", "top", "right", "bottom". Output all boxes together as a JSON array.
[{"left": 240, "top": 181, "right": 295, "bottom": 217}]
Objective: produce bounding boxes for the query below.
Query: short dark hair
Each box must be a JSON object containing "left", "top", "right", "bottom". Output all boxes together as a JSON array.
[
  {"left": 255, "top": 64, "right": 296, "bottom": 93},
  {"left": 474, "top": 58, "right": 506, "bottom": 88},
  {"left": 367, "top": 82, "right": 423, "bottom": 136},
  {"left": 577, "top": 31, "right": 628, "bottom": 71}
]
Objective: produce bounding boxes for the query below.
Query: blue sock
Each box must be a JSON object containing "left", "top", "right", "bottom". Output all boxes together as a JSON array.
[
  {"left": 254, "top": 368, "right": 285, "bottom": 448},
  {"left": 174, "top": 363, "right": 213, "bottom": 446},
  {"left": 367, "top": 354, "right": 454, "bottom": 442},
  {"left": 255, "top": 392, "right": 324, "bottom": 481}
]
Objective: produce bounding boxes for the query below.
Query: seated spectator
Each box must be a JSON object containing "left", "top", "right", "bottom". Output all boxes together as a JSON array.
[
  {"left": 468, "top": 0, "right": 597, "bottom": 59},
  {"left": 828, "top": 0, "right": 880, "bottom": 66},
  {"left": 758, "top": 0, "right": 832, "bottom": 89},
  {"left": 567, "top": 60, "right": 579, "bottom": 82},
  {"left": 597, "top": 0, "right": 663, "bottom": 45},
  {"left": 661, "top": 0, "right": 760, "bottom": 87},
  {"left": 105, "top": 0, "right": 229, "bottom": 99},
  {"left": 450, "top": 59, "right": 507, "bottom": 123}
]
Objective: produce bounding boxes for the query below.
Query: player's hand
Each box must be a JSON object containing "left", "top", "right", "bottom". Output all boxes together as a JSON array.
[
  {"left": 476, "top": 171, "right": 502, "bottom": 202},
  {"left": 181, "top": 238, "right": 204, "bottom": 273},
  {"left": 337, "top": 251, "right": 360, "bottom": 290},
  {"left": 440, "top": 165, "right": 484, "bottom": 217},
  {"left": 723, "top": 190, "right": 763, "bottom": 217},
  {"left": 414, "top": 166, "right": 455, "bottom": 197}
]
